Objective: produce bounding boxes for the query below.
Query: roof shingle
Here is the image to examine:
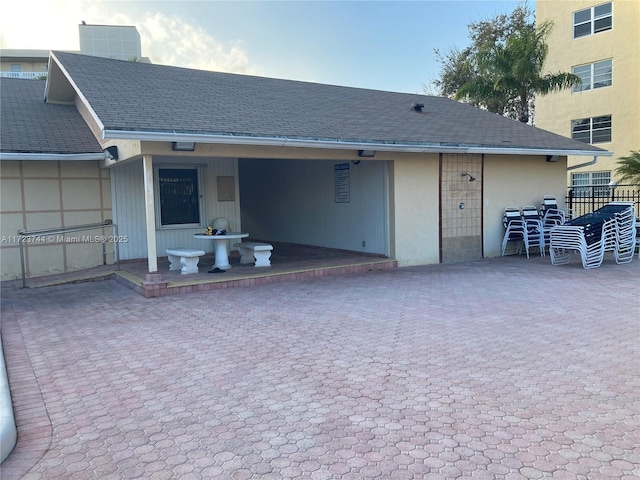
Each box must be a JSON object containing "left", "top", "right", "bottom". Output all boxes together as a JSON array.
[
  {"left": 1, "top": 77, "right": 102, "bottom": 155},
  {"left": 47, "top": 51, "right": 607, "bottom": 154}
]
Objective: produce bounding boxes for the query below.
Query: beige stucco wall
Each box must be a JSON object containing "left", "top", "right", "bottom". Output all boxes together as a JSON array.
[
  {"left": 535, "top": 0, "right": 640, "bottom": 182},
  {"left": 389, "top": 153, "right": 440, "bottom": 266},
  {"left": 0, "top": 140, "right": 572, "bottom": 281},
  {"left": 388, "top": 152, "right": 569, "bottom": 264},
  {"left": 0, "top": 60, "right": 48, "bottom": 73},
  {"left": 0, "top": 160, "right": 112, "bottom": 281},
  {"left": 483, "top": 154, "right": 568, "bottom": 257}
]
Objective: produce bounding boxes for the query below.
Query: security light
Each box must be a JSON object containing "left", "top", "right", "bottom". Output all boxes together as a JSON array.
[{"left": 172, "top": 142, "right": 196, "bottom": 151}]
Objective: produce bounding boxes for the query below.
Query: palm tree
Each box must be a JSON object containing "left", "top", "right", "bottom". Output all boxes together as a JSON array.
[
  {"left": 455, "top": 21, "right": 579, "bottom": 123},
  {"left": 615, "top": 150, "right": 640, "bottom": 185}
]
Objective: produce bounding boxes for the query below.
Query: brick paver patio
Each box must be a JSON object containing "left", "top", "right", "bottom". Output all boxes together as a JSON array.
[{"left": 1, "top": 256, "right": 639, "bottom": 479}]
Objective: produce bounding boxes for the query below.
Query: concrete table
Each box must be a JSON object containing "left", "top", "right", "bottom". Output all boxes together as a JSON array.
[{"left": 193, "top": 233, "right": 249, "bottom": 270}]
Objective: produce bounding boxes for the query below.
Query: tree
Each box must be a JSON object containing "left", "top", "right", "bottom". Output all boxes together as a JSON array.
[
  {"left": 431, "top": 0, "right": 534, "bottom": 110},
  {"left": 431, "top": 1, "right": 579, "bottom": 124},
  {"left": 614, "top": 150, "right": 640, "bottom": 185}
]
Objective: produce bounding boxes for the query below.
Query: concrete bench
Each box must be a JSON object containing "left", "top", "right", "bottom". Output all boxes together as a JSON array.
[
  {"left": 234, "top": 242, "right": 273, "bottom": 267},
  {"left": 166, "top": 248, "right": 205, "bottom": 274}
]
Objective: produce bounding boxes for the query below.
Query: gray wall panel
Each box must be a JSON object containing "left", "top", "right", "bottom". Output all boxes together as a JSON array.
[{"left": 239, "top": 159, "right": 388, "bottom": 255}]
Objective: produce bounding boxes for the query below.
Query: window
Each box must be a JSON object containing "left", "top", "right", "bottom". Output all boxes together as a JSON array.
[
  {"left": 10, "top": 64, "right": 21, "bottom": 72},
  {"left": 155, "top": 167, "right": 204, "bottom": 227},
  {"left": 571, "top": 115, "right": 611, "bottom": 144},
  {"left": 572, "top": 59, "right": 612, "bottom": 92},
  {"left": 573, "top": 2, "right": 612, "bottom": 38},
  {"left": 571, "top": 171, "right": 611, "bottom": 197}
]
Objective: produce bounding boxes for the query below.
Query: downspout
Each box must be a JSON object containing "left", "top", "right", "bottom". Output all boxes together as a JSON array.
[{"left": 567, "top": 156, "right": 598, "bottom": 170}]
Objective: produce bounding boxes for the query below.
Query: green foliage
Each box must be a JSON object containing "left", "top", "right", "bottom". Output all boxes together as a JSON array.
[
  {"left": 431, "top": 0, "right": 579, "bottom": 124},
  {"left": 614, "top": 150, "right": 640, "bottom": 185},
  {"left": 432, "top": 1, "right": 534, "bottom": 105}
]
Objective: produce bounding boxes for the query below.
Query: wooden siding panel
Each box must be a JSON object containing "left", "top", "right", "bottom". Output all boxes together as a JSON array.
[
  {"left": 112, "top": 157, "right": 240, "bottom": 261},
  {"left": 112, "top": 161, "right": 146, "bottom": 260}
]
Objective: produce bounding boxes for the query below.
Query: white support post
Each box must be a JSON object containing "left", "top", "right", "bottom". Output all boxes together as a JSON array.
[{"left": 142, "top": 154, "right": 158, "bottom": 273}]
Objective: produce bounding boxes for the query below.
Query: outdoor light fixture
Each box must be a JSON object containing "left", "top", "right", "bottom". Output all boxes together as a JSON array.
[
  {"left": 461, "top": 172, "right": 476, "bottom": 182},
  {"left": 172, "top": 141, "right": 196, "bottom": 151},
  {"left": 105, "top": 145, "right": 118, "bottom": 160},
  {"left": 609, "top": 180, "right": 618, "bottom": 201},
  {"left": 358, "top": 150, "right": 376, "bottom": 158}
]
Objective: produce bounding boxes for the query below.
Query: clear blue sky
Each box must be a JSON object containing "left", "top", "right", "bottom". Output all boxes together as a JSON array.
[{"left": 1, "top": 0, "right": 522, "bottom": 94}]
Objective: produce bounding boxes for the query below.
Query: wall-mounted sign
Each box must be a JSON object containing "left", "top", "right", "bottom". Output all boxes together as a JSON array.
[
  {"left": 334, "top": 163, "right": 350, "bottom": 203},
  {"left": 217, "top": 176, "right": 235, "bottom": 201}
]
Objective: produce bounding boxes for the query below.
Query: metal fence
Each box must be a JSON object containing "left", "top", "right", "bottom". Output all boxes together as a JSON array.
[{"left": 567, "top": 184, "right": 640, "bottom": 218}]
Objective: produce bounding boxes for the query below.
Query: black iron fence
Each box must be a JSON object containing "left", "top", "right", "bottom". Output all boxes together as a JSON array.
[{"left": 566, "top": 184, "right": 640, "bottom": 217}]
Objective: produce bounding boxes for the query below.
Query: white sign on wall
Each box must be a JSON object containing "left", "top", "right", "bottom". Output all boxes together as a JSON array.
[{"left": 334, "top": 163, "right": 350, "bottom": 203}]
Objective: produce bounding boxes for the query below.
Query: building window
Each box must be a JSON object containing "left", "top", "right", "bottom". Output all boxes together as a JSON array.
[
  {"left": 10, "top": 64, "right": 21, "bottom": 72},
  {"left": 571, "top": 171, "right": 611, "bottom": 197},
  {"left": 155, "top": 167, "right": 204, "bottom": 227},
  {"left": 571, "top": 115, "right": 611, "bottom": 144},
  {"left": 572, "top": 59, "right": 612, "bottom": 92},
  {"left": 573, "top": 2, "right": 612, "bottom": 38}
]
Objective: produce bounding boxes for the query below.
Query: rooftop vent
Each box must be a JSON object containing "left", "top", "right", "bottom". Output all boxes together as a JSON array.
[{"left": 412, "top": 102, "right": 425, "bottom": 113}]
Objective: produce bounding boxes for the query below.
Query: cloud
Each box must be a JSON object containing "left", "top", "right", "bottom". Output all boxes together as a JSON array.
[
  {"left": 0, "top": 0, "right": 257, "bottom": 75},
  {"left": 0, "top": 0, "right": 84, "bottom": 50},
  {"left": 137, "top": 12, "right": 257, "bottom": 75}
]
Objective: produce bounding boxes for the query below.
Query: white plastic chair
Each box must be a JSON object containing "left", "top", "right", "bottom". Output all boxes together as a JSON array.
[
  {"left": 522, "top": 206, "right": 545, "bottom": 256},
  {"left": 541, "top": 195, "right": 574, "bottom": 222},
  {"left": 611, "top": 204, "right": 636, "bottom": 264},
  {"left": 501, "top": 207, "right": 530, "bottom": 258},
  {"left": 549, "top": 218, "right": 615, "bottom": 269},
  {"left": 541, "top": 195, "right": 558, "bottom": 214},
  {"left": 541, "top": 209, "right": 565, "bottom": 253}
]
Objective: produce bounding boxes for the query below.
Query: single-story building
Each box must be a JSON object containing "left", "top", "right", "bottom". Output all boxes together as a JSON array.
[{"left": 0, "top": 51, "right": 610, "bottom": 281}]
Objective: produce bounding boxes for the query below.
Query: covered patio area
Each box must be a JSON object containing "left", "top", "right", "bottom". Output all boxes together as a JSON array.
[{"left": 13, "top": 242, "right": 397, "bottom": 297}]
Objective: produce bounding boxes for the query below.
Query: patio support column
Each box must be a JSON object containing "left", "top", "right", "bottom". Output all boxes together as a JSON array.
[{"left": 142, "top": 154, "right": 158, "bottom": 273}]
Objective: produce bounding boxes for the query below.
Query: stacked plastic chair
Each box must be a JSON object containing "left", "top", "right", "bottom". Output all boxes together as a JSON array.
[
  {"left": 501, "top": 207, "right": 530, "bottom": 258},
  {"left": 610, "top": 202, "right": 636, "bottom": 264},
  {"left": 540, "top": 206, "right": 565, "bottom": 253},
  {"left": 521, "top": 205, "right": 545, "bottom": 256},
  {"left": 550, "top": 202, "right": 636, "bottom": 268},
  {"left": 550, "top": 218, "right": 615, "bottom": 269},
  {"left": 541, "top": 194, "right": 574, "bottom": 222},
  {"left": 541, "top": 195, "right": 559, "bottom": 217}
]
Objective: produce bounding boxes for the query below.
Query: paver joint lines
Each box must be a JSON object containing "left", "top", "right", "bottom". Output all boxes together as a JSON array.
[{"left": 1, "top": 257, "right": 639, "bottom": 479}]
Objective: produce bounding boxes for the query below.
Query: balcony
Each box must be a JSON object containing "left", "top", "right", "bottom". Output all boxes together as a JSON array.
[{"left": 0, "top": 72, "right": 47, "bottom": 79}]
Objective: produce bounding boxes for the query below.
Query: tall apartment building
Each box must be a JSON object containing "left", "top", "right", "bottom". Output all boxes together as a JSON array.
[
  {"left": 535, "top": 0, "right": 640, "bottom": 193},
  {"left": 1, "top": 24, "right": 143, "bottom": 79}
]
